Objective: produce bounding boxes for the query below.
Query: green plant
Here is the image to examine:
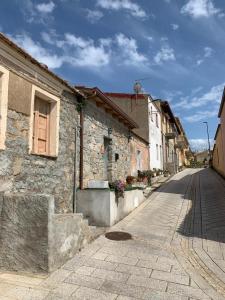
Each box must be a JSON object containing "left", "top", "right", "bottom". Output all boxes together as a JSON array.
[{"left": 138, "top": 170, "right": 152, "bottom": 185}]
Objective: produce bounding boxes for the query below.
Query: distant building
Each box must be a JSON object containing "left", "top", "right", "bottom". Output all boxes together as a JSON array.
[
  {"left": 105, "top": 92, "right": 163, "bottom": 171},
  {"left": 195, "top": 150, "right": 210, "bottom": 164},
  {"left": 154, "top": 100, "right": 181, "bottom": 174}
]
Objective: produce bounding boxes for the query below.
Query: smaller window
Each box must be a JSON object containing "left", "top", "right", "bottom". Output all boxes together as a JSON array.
[
  {"left": 30, "top": 85, "right": 60, "bottom": 157},
  {"left": 0, "top": 66, "right": 9, "bottom": 150},
  {"left": 137, "top": 150, "right": 142, "bottom": 171},
  {"left": 151, "top": 107, "right": 153, "bottom": 121},
  {"left": 156, "top": 144, "right": 159, "bottom": 160},
  {"left": 156, "top": 113, "right": 159, "bottom": 128}
]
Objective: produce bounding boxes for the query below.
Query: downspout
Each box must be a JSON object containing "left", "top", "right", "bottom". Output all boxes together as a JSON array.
[
  {"left": 79, "top": 105, "right": 84, "bottom": 190},
  {"left": 73, "top": 125, "right": 78, "bottom": 213}
]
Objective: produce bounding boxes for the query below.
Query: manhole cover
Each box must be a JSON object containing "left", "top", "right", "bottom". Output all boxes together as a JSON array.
[{"left": 105, "top": 231, "right": 132, "bottom": 241}]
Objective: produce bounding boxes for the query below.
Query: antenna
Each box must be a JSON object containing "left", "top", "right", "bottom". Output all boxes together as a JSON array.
[{"left": 133, "top": 81, "right": 142, "bottom": 94}]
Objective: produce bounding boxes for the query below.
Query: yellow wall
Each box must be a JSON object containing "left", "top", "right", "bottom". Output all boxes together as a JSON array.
[{"left": 213, "top": 126, "right": 225, "bottom": 177}]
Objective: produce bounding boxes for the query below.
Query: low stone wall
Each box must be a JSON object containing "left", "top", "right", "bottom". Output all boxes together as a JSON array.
[
  {"left": 0, "top": 193, "right": 92, "bottom": 273},
  {"left": 77, "top": 189, "right": 145, "bottom": 227}
]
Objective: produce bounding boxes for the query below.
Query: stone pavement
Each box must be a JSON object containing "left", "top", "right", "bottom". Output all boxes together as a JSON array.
[{"left": 1, "top": 168, "right": 225, "bottom": 299}]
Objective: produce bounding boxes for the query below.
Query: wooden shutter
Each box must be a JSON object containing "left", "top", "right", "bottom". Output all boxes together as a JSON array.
[{"left": 33, "top": 97, "right": 50, "bottom": 155}]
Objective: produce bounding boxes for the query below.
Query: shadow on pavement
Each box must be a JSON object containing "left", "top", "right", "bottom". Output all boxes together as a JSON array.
[{"left": 156, "top": 168, "right": 225, "bottom": 244}]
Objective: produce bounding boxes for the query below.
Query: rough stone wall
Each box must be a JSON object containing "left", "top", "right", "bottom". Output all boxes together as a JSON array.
[
  {"left": 83, "top": 101, "right": 131, "bottom": 186},
  {"left": 0, "top": 88, "right": 79, "bottom": 213}
]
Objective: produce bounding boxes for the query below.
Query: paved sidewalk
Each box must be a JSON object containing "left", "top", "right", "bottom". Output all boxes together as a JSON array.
[{"left": 1, "top": 168, "right": 225, "bottom": 299}]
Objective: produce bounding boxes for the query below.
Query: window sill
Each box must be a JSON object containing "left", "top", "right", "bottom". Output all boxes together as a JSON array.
[{"left": 30, "top": 152, "right": 58, "bottom": 159}]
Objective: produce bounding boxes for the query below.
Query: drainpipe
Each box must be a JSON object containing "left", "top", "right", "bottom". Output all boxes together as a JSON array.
[
  {"left": 79, "top": 106, "right": 84, "bottom": 190},
  {"left": 73, "top": 126, "right": 78, "bottom": 213}
]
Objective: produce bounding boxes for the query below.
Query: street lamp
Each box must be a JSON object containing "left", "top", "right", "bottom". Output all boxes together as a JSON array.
[{"left": 203, "top": 121, "right": 211, "bottom": 159}]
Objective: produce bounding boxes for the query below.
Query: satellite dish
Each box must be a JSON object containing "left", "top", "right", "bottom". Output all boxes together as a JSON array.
[{"left": 133, "top": 81, "right": 142, "bottom": 94}]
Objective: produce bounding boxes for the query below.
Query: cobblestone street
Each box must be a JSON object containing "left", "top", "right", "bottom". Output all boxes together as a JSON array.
[{"left": 1, "top": 168, "right": 225, "bottom": 300}]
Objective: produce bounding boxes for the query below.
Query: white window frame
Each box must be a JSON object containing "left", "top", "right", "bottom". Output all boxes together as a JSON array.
[
  {"left": 29, "top": 85, "right": 60, "bottom": 157},
  {"left": 0, "top": 65, "right": 9, "bottom": 150}
]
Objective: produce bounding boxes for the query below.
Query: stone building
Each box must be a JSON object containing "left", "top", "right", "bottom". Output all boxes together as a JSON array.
[
  {"left": 0, "top": 33, "right": 94, "bottom": 273},
  {"left": 75, "top": 87, "right": 138, "bottom": 187},
  {"left": 105, "top": 92, "right": 163, "bottom": 171}
]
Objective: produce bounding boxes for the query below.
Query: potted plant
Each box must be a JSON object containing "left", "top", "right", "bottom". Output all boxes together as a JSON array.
[
  {"left": 164, "top": 169, "right": 169, "bottom": 177},
  {"left": 126, "top": 176, "right": 135, "bottom": 185}
]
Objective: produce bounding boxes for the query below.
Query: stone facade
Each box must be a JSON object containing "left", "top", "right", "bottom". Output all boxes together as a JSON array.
[
  {"left": 1, "top": 88, "right": 79, "bottom": 213},
  {"left": 83, "top": 100, "right": 131, "bottom": 187}
]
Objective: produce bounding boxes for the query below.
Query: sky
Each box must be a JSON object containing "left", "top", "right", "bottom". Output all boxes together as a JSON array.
[{"left": 1, "top": 0, "right": 225, "bottom": 151}]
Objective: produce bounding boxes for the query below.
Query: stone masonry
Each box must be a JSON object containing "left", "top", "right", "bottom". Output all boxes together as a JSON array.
[
  {"left": 1, "top": 89, "right": 79, "bottom": 214},
  {"left": 83, "top": 101, "right": 131, "bottom": 187}
]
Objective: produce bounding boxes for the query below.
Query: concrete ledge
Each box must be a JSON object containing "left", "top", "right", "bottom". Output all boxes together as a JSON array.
[{"left": 77, "top": 189, "right": 146, "bottom": 227}]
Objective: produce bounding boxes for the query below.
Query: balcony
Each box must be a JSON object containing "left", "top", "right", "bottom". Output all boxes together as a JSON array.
[
  {"left": 176, "top": 136, "right": 187, "bottom": 149},
  {"left": 165, "top": 132, "right": 176, "bottom": 139}
]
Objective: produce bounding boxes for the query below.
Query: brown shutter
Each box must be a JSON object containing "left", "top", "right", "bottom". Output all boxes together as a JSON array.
[{"left": 33, "top": 97, "right": 50, "bottom": 155}]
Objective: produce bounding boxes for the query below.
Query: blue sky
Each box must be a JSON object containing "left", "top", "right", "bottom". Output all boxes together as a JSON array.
[{"left": 1, "top": 0, "right": 225, "bottom": 150}]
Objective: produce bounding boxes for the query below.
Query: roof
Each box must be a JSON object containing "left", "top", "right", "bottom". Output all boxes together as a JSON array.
[
  {"left": 76, "top": 87, "right": 139, "bottom": 129},
  {"left": 214, "top": 124, "right": 221, "bottom": 140},
  {"left": 218, "top": 87, "right": 225, "bottom": 117},
  {"left": 0, "top": 32, "right": 83, "bottom": 97},
  {"left": 105, "top": 92, "right": 149, "bottom": 100}
]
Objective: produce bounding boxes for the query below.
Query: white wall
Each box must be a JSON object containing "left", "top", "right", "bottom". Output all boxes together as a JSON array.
[{"left": 148, "top": 100, "right": 163, "bottom": 170}]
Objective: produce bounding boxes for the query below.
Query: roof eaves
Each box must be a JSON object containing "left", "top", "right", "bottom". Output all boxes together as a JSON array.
[
  {"left": 0, "top": 32, "right": 84, "bottom": 97},
  {"left": 218, "top": 87, "right": 225, "bottom": 117}
]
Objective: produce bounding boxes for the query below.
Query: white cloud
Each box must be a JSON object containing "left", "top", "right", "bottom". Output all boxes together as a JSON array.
[
  {"left": 197, "top": 46, "right": 213, "bottom": 65},
  {"left": 204, "top": 46, "right": 213, "bottom": 57},
  {"left": 154, "top": 46, "right": 175, "bottom": 65},
  {"left": 184, "top": 109, "right": 218, "bottom": 122},
  {"left": 173, "top": 83, "right": 224, "bottom": 110},
  {"left": 10, "top": 33, "right": 63, "bottom": 69},
  {"left": 115, "top": 33, "right": 147, "bottom": 65},
  {"left": 21, "top": 0, "right": 55, "bottom": 23},
  {"left": 189, "top": 139, "right": 214, "bottom": 151},
  {"left": 96, "top": 0, "right": 147, "bottom": 19},
  {"left": 181, "top": 0, "right": 221, "bottom": 18},
  {"left": 86, "top": 9, "right": 104, "bottom": 23},
  {"left": 171, "top": 23, "right": 179, "bottom": 30},
  {"left": 36, "top": 1, "right": 55, "bottom": 13}
]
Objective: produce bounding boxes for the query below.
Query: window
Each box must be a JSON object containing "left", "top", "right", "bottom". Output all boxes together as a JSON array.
[
  {"left": 156, "top": 113, "right": 159, "bottom": 128},
  {"left": 151, "top": 106, "right": 153, "bottom": 121},
  {"left": 156, "top": 144, "right": 159, "bottom": 160},
  {"left": 30, "top": 85, "right": 60, "bottom": 157},
  {"left": 137, "top": 150, "right": 142, "bottom": 170},
  {"left": 0, "top": 65, "right": 9, "bottom": 150}
]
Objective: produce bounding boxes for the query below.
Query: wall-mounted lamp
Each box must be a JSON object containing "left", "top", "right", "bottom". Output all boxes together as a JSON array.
[{"left": 128, "top": 131, "right": 132, "bottom": 142}]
